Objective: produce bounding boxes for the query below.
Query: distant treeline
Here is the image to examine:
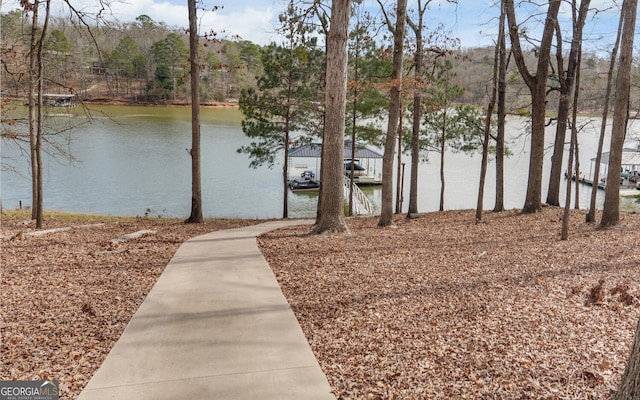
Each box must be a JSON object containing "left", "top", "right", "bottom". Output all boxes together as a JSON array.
[{"left": 0, "top": 9, "right": 631, "bottom": 113}]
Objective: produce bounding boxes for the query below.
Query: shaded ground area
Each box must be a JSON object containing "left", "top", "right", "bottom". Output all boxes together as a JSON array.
[
  {"left": 0, "top": 210, "right": 260, "bottom": 399},
  {"left": 259, "top": 209, "right": 640, "bottom": 399}
]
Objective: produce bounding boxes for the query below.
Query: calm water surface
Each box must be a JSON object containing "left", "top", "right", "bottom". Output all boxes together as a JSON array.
[{"left": 1, "top": 105, "right": 638, "bottom": 218}]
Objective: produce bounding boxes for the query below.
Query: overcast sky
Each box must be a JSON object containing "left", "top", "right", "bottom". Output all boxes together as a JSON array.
[{"left": 0, "top": 0, "right": 625, "bottom": 52}]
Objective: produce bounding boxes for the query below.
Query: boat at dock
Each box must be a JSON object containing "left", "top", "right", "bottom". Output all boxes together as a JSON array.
[
  {"left": 288, "top": 170, "right": 320, "bottom": 192},
  {"left": 344, "top": 159, "right": 379, "bottom": 185}
]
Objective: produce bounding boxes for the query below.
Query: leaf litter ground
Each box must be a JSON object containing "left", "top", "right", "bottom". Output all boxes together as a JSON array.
[
  {"left": 259, "top": 209, "right": 640, "bottom": 400},
  {"left": 1, "top": 208, "right": 639, "bottom": 399},
  {"left": 0, "top": 212, "right": 258, "bottom": 399}
]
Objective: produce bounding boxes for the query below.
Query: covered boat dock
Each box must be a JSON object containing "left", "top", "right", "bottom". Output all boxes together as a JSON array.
[
  {"left": 580, "top": 147, "right": 640, "bottom": 189},
  {"left": 288, "top": 142, "right": 383, "bottom": 184}
]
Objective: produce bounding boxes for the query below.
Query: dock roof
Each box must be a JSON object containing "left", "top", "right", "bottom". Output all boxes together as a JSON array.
[
  {"left": 595, "top": 148, "right": 640, "bottom": 167},
  {"left": 289, "top": 143, "right": 383, "bottom": 159}
]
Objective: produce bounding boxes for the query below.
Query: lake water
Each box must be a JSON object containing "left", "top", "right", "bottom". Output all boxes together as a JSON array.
[{"left": 1, "top": 105, "right": 639, "bottom": 219}]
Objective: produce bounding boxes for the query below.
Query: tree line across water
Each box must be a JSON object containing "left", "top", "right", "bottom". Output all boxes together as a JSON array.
[
  {"left": 0, "top": 10, "right": 262, "bottom": 103},
  {"left": 0, "top": 6, "right": 633, "bottom": 110}
]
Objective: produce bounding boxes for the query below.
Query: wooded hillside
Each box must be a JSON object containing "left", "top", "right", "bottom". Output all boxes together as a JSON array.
[{"left": 1, "top": 9, "right": 632, "bottom": 113}]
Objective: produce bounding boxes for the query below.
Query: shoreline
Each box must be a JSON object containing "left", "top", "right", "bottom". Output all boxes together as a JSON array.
[{"left": 1, "top": 95, "right": 240, "bottom": 109}]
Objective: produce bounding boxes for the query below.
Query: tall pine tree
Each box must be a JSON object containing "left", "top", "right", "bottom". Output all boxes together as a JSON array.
[{"left": 238, "top": 2, "right": 324, "bottom": 218}]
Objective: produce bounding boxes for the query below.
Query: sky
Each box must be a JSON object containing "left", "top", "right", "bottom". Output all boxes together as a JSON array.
[{"left": 0, "top": 0, "right": 626, "bottom": 52}]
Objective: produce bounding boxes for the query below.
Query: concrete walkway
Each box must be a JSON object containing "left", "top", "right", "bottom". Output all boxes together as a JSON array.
[{"left": 78, "top": 220, "right": 335, "bottom": 400}]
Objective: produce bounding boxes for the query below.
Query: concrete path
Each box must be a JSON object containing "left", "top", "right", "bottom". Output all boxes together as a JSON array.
[{"left": 78, "top": 220, "right": 335, "bottom": 400}]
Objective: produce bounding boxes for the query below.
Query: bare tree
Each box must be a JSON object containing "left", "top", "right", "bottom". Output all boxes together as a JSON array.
[
  {"left": 599, "top": 0, "right": 637, "bottom": 228},
  {"left": 505, "top": 0, "right": 560, "bottom": 213},
  {"left": 27, "top": 1, "right": 41, "bottom": 225},
  {"left": 561, "top": 54, "right": 581, "bottom": 240},
  {"left": 586, "top": 3, "right": 623, "bottom": 223},
  {"left": 377, "top": 0, "right": 407, "bottom": 226},
  {"left": 476, "top": 0, "right": 504, "bottom": 221},
  {"left": 597, "top": 5, "right": 639, "bottom": 395},
  {"left": 9, "top": 0, "right": 113, "bottom": 227},
  {"left": 405, "top": 0, "right": 429, "bottom": 216},
  {"left": 547, "top": 0, "right": 590, "bottom": 207},
  {"left": 312, "top": 0, "right": 351, "bottom": 234},
  {"left": 26, "top": 0, "right": 51, "bottom": 228},
  {"left": 494, "top": 3, "right": 509, "bottom": 213},
  {"left": 185, "top": 0, "right": 203, "bottom": 223}
]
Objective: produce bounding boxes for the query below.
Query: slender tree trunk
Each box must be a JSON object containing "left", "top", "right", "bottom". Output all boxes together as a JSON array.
[
  {"left": 395, "top": 113, "right": 403, "bottom": 214},
  {"left": 34, "top": 0, "right": 51, "bottom": 229},
  {"left": 378, "top": 0, "right": 407, "bottom": 227},
  {"left": 477, "top": 1, "right": 503, "bottom": 221},
  {"left": 547, "top": 0, "right": 590, "bottom": 207},
  {"left": 561, "top": 117, "right": 576, "bottom": 240},
  {"left": 348, "top": 36, "right": 360, "bottom": 217},
  {"left": 283, "top": 106, "right": 291, "bottom": 219},
  {"left": 408, "top": 81, "right": 421, "bottom": 215},
  {"left": 572, "top": 55, "right": 582, "bottom": 210},
  {"left": 439, "top": 111, "right": 446, "bottom": 211},
  {"left": 561, "top": 66, "right": 579, "bottom": 240},
  {"left": 547, "top": 25, "right": 568, "bottom": 207},
  {"left": 407, "top": 1, "right": 426, "bottom": 216},
  {"left": 586, "top": 5, "right": 623, "bottom": 223},
  {"left": 313, "top": 0, "right": 351, "bottom": 234},
  {"left": 600, "top": 0, "right": 637, "bottom": 228},
  {"left": 505, "top": 0, "right": 561, "bottom": 214},
  {"left": 560, "top": 2, "right": 586, "bottom": 239},
  {"left": 186, "top": 0, "right": 203, "bottom": 223},
  {"left": 28, "top": 1, "right": 39, "bottom": 222},
  {"left": 494, "top": 17, "right": 507, "bottom": 213}
]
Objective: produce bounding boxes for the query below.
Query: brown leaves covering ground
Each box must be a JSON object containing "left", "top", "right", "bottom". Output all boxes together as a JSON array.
[
  {"left": 259, "top": 208, "right": 640, "bottom": 400},
  {"left": 0, "top": 211, "right": 260, "bottom": 399}
]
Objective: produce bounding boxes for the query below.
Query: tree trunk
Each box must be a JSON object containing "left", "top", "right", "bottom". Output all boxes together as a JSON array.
[
  {"left": 494, "top": 13, "right": 507, "bottom": 213},
  {"left": 348, "top": 32, "right": 360, "bottom": 217},
  {"left": 28, "top": 1, "right": 39, "bottom": 222},
  {"left": 283, "top": 149, "right": 289, "bottom": 218},
  {"left": 35, "top": 0, "right": 50, "bottom": 228},
  {"left": 407, "top": 1, "right": 426, "bottom": 216},
  {"left": 572, "top": 56, "right": 582, "bottom": 210},
  {"left": 396, "top": 114, "right": 403, "bottom": 214},
  {"left": 609, "top": 313, "right": 640, "bottom": 399},
  {"left": 547, "top": 0, "right": 590, "bottom": 207},
  {"left": 312, "top": 0, "right": 351, "bottom": 234},
  {"left": 505, "top": 0, "right": 560, "bottom": 214},
  {"left": 26, "top": 0, "right": 50, "bottom": 229},
  {"left": 378, "top": 0, "right": 407, "bottom": 226},
  {"left": 547, "top": 28, "right": 569, "bottom": 208},
  {"left": 477, "top": 0, "right": 503, "bottom": 221},
  {"left": 439, "top": 111, "right": 446, "bottom": 212},
  {"left": 283, "top": 106, "right": 290, "bottom": 219},
  {"left": 599, "top": 0, "right": 637, "bottom": 228},
  {"left": 561, "top": 122, "right": 575, "bottom": 240},
  {"left": 522, "top": 91, "right": 548, "bottom": 213},
  {"left": 561, "top": 68, "right": 579, "bottom": 240},
  {"left": 186, "top": 0, "right": 203, "bottom": 223},
  {"left": 547, "top": 95, "right": 569, "bottom": 206},
  {"left": 586, "top": 4, "right": 623, "bottom": 223}
]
